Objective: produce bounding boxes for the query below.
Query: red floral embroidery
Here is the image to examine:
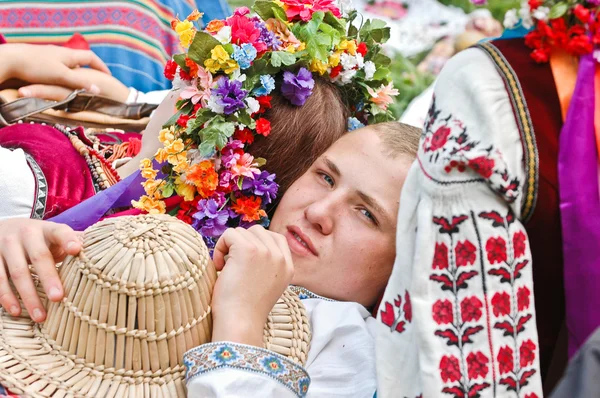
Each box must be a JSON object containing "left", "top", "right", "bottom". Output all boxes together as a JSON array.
[
  {"left": 428, "top": 126, "right": 451, "bottom": 151},
  {"left": 403, "top": 291, "right": 413, "bottom": 322},
  {"left": 485, "top": 237, "right": 507, "bottom": 264},
  {"left": 380, "top": 291, "right": 412, "bottom": 334},
  {"left": 433, "top": 242, "right": 449, "bottom": 270},
  {"left": 440, "top": 356, "right": 462, "bottom": 383},
  {"left": 468, "top": 156, "right": 495, "bottom": 179},
  {"left": 517, "top": 286, "right": 531, "bottom": 311},
  {"left": 497, "top": 346, "right": 515, "bottom": 374},
  {"left": 491, "top": 292, "right": 511, "bottom": 317},
  {"left": 460, "top": 296, "right": 483, "bottom": 322},
  {"left": 455, "top": 240, "right": 476, "bottom": 267},
  {"left": 525, "top": 394, "right": 539, "bottom": 398},
  {"left": 513, "top": 231, "right": 527, "bottom": 258},
  {"left": 433, "top": 300, "right": 454, "bottom": 325},
  {"left": 466, "top": 351, "right": 490, "bottom": 379},
  {"left": 520, "top": 340, "right": 537, "bottom": 368}
]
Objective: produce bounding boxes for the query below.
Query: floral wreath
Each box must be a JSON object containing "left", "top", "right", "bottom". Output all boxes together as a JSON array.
[
  {"left": 133, "top": 0, "right": 398, "bottom": 250},
  {"left": 503, "top": 0, "right": 600, "bottom": 63}
]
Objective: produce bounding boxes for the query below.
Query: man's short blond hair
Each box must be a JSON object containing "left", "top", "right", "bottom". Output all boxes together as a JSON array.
[{"left": 369, "top": 121, "right": 421, "bottom": 160}]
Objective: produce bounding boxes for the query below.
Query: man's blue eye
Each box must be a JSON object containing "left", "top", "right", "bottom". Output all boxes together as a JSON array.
[
  {"left": 361, "top": 209, "right": 375, "bottom": 222},
  {"left": 321, "top": 173, "right": 334, "bottom": 186}
]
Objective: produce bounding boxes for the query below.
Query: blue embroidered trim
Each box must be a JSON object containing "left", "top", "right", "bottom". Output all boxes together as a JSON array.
[
  {"left": 289, "top": 286, "right": 335, "bottom": 302},
  {"left": 184, "top": 342, "right": 311, "bottom": 398}
]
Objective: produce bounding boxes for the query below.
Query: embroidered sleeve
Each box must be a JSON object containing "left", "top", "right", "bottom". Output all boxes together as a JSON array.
[
  {"left": 184, "top": 342, "right": 310, "bottom": 397},
  {"left": 376, "top": 48, "right": 543, "bottom": 398}
]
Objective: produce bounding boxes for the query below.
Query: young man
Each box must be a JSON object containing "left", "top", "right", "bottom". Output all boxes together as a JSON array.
[{"left": 0, "top": 122, "right": 420, "bottom": 397}]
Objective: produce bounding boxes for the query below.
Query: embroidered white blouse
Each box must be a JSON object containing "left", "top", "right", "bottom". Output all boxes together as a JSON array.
[
  {"left": 376, "top": 48, "right": 544, "bottom": 397},
  {"left": 184, "top": 289, "right": 377, "bottom": 397}
]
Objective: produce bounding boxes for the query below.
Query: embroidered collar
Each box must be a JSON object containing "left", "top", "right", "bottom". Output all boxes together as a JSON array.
[{"left": 289, "top": 286, "right": 335, "bottom": 302}]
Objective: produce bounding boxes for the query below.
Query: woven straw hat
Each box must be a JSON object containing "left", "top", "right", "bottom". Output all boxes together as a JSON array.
[{"left": 0, "top": 215, "right": 310, "bottom": 397}]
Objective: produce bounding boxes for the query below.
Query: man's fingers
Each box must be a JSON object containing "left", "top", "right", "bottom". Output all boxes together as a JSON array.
[
  {"left": 2, "top": 241, "right": 45, "bottom": 322},
  {"left": 54, "top": 68, "right": 101, "bottom": 93},
  {"left": 43, "top": 223, "right": 81, "bottom": 257},
  {"left": 19, "top": 84, "right": 73, "bottom": 101},
  {"left": 23, "top": 228, "right": 63, "bottom": 303},
  {"left": 0, "top": 256, "right": 21, "bottom": 317}
]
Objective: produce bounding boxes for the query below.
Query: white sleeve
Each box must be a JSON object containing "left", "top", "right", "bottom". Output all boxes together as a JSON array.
[
  {"left": 126, "top": 88, "right": 170, "bottom": 105},
  {"left": 0, "top": 146, "right": 35, "bottom": 219},
  {"left": 376, "top": 48, "right": 543, "bottom": 397},
  {"left": 184, "top": 342, "right": 309, "bottom": 397}
]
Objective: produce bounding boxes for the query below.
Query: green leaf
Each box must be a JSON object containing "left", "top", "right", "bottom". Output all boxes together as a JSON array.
[
  {"left": 187, "top": 31, "right": 221, "bottom": 65},
  {"left": 255, "top": 157, "right": 267, "bottom": 167},
  {"left": 549, "top": 2, "right": 568, "bottom": 19},
  {"left": 270, "top": 51, "right": 296, "bottom": 67},
  {"left": 253, "top": 0, "right": 287, "bottom": 21},
  {"left": 236, "top": 111, "right": 255, "bottom": 128},
  {"left": 359, "top": 19, "right": 390, "bottom": 44},
  {"left": 293, "top": 12, "right": 331, "bottom": 62},
  {"left": 243, "top": 73, "right": 261, "bottom": 91},
  {"left": 323, "top": 11, "right": 347, "bottom": 35},
  {"left": 372, "top": 67, "right": 390, "bottom": 81},
  {"left": 371, "top": 52, "right": 392, "bottom": 67},
  {"left": 199, "top": 140, "right": 216, "bottom": 157},
  {"left": 161, "top": 183, "right": 174, "bottom": 198},
  {"left": 237, "top": 177, "right": 244, "bottom": 190},
  {"left": 163, "top": 110, "right": 183, "bottom": 128},
  {"left": 173, "top": 54, "right": 187, "bottom": 70}
]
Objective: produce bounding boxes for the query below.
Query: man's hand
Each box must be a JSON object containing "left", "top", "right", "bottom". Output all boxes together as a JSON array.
[
  {"left": 211, "top": 225, "right": 294, "bottom": 346},
  {"left": 0, "top": 218, "right": 82, "bottom": 322}
]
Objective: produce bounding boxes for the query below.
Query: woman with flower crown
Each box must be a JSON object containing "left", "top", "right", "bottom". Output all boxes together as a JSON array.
[{"left": 376, "top": 1, "right": 600, "bottom": 397}]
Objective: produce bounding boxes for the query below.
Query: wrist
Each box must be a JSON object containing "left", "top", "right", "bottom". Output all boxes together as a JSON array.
[
  {"left": 211, "top": 312, "right": 265, "bottom": 347},
  {"left": 0, "top": 45, "right": 19, "bottom": 83}
]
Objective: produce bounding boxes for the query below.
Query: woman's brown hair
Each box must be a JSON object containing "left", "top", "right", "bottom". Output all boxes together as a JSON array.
[{"left": 249, "top": 77, "right": 350, "bottom": 209}]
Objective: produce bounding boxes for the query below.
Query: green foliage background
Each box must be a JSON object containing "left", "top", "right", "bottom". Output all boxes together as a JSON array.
[{"left": 226, "top": 0, "right": 519, "bottom": 118}]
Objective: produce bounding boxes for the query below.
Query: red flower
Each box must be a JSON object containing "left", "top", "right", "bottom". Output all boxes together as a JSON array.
[
  {"left": 513, "top": 231, "right": 527, "bottom": 258},
  {"left": 525, "top": 30, "right": 543, "bottom": 49},
  {"left": 497, "top": 346, "right": 514, "bottom": 374},
  {"left": 356, "top": 42, "right": 368, "bottom": 57},
  {"left": 164, "top": 59, "right": 178, "bottom": 80},
  {"left": 432, "top": 299, "right": 454, "bottom": 325},
  {"left": 460, "top": 296, "right": 483, "bottom": 323},
  {"left": 455, "top": 240, "right": 476, "bottom": 267},
  {"left": 256, "top": 95, "right": 272, "bottom": 114},
  {"left": 520, "top": 340, "right": 537, "bottom": 368},
  {"left": 467, "top": 351, "right": 489, "bottom": 379},
  {"left": 177, "top": 114, "right": 192, "bottom": 128},
  {"left": 330, "top": 64, "right": 343, "bottom": 79},
  {"left": 439, "top": 355, "right": 461, "bottom": 383},
  {"left": 574, "top": 4, "right": 591, "bottom": 23},
  {"left": 491, "top": 292, "right": 511, "bottom": 317},
  {"left": 403, "top": 291, "right": 412, "bottom": 322},
  {"left": 468, "top": 156, "right": 495, "bottom": 178},
  {"left": 234, "top": 127, "right": 255, "bottom": 144},
  {"left": 566, "top": 35, "right": 593, "bottom": 56},
  {"left": 185, "top": 57, "right": 199, "bottom": 78},
  {"left": 486, "top": 237, "right": 507, "bottom": 264},
  {"left": 432, "top": 242, "right": 449, "bottom": 270},
  {"left": 429, "top": 126, "right": 451, "bottom": 151},
  {"left": 255, "top": 118, "right": 271, "bottom": 136},
  {"left": 280, "top": 0, "right": 341, "bottom": 22},
  {"left": 517, "top": 286, "right": 531, "bottom": 311},
  {"left": 179, "top": 68, "right": 192, "bottom": 81},
  {"left": 531, "top": 47, "right": 550, "bottom": 63},
  {"left": 227, "top": 15, "right": 266, "bottom": 51},
  {"left": 528, "top": 0, "right": 543, "bottom": 10}
]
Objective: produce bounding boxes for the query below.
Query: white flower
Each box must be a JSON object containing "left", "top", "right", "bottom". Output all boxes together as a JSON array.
[
  {"left": 340, "top": 52, "right": 358, "bottom": 70},
  {"left": 187, "top": 149, "right": 202, "bottom": 165},
  {"left": 245, "top": 97, "right": 260, "bottom": 114},
  {"left": 532, "top": 6, "right": 550, "bottom": 22},
  {"left": 340, "top": 68, "right": 357, "bottom": 84},
  {"left": 519, "top": 1, "right": 533, "bottom": 29},
  {"left": 230, "top": 69, "right": 246, "bottom": 82},
  {"left": 215, "top": 26, "right": 232, "bottom": 44},
  {"left": 207, "top": 95, "right": 224, "bottom": 114},
  {"left": 503, "top": 9, "right": 519, "bottom": 29},
  {"left": 355, "top": 53, "right": 364, "bottom": 69},
  {"left": 363, "top": 61, "right": 376, "bottom": 80},
  {"left": 337, "top": 0, "right": 355, "bottom": 16}
]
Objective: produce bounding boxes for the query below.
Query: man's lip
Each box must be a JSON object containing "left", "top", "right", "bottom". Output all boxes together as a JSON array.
[{"left": 286, "top": 226, "right": 319, "bottom": 257}]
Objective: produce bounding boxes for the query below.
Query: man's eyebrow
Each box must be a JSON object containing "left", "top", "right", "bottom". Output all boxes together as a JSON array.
[
  {"left": 323, "top": 157, "right": 341, "bottom": 177},
  {"left": 357, "top": 191, "right": 392, "bottom": 225}
]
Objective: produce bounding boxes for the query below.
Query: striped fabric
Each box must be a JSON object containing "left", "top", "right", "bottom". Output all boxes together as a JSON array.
[{"left": 0, "top": 0, "right": 231, "bottom": 92}]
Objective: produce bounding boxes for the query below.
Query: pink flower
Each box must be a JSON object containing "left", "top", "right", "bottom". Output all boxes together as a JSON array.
[
  {"left": 367, "top": 82, "right": 399, "bottom": 110},
  {"left": 180, "top": 68, "right": 213, "bottom": 106},
  {"left": 281, "top": 0, "right": 341, "bottom": 22},
  {"left": 230, "top": 153, "right": 260, "bottom": 178}
]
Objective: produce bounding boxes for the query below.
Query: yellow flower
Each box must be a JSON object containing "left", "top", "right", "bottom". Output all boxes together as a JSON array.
[
  {"left": 155, "top": 148, "right": 169, "bottom": 164},
  {"left": 174, "top": 177, "right": 196, "bottom": 201},
  {"left": 158, "top": 127, "right": 175, "bottom": 144},
  {"left": 132, "top": 195, "right": 166, "bottom": 214},
  {"left": 175, "top": 20, "right": 196, "bottom": 48},
  {"left": 309, "top": 59, "right": 328, "bottom": 75},
  {"left": 179, "top": 29, "right": 195, "bottom": 48},
  {"left": 139, "top": 158, "right": 152, "bottom": 169},
  {"left": 173, "top": 159, "right": 190, "bottom": 174},
  {"left": 143, "top": 178, "right": 165, "bottom": 194},
  {"left": 204, "top": 45, "right": 239, "bottom": 74},
  {"left": 167, "top": 139, "right": 185, "bottom": 154},
  {"left": 338, "top": 39, "right": 357, "bottom": 56},
  {"left": 168, "top": 151, "right": 188, "bottom": 166},
  {"left": 141, "top": 167, "right": 158, "bottom": 180},
  {"left": 175, "top": 20, "right": 193, "bottom": 34},
  {"left": 328, "top": 51, "right": 341, "bottom": 68}
]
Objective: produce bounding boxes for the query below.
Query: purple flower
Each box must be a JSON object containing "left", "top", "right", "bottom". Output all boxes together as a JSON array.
[
  {"left": 214, "top": 78, "right": 248, "bottom": 115},
  {"left": 470, "top": 0, "right": 487, "bottom": 4},
  {"left": 192, "top": 199, "right": 232, "bottom": 237},
  {"left": 221, "top": 140, "right": 244, "bottom": 168},
  {"left": 254, "top": 20, "right": 281, "bottom": 50},
  {"left": 281, "top": 67, "right": 314, "bottom": 106},
  {"left": 242, "top": 171, "right": 279, "bottom": 204}
]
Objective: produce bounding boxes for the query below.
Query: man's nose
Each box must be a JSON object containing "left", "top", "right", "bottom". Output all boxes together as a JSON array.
[{"left": 304, "top": 195, "right": 337, "bottom": 235}]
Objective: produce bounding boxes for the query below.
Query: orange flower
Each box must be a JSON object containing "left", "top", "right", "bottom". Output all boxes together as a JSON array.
[
  {"left": 187, "top": 10, "right": 203, "bottom": 22},
  {"left": 185, "top": 57, "right": 199, "bottom": 78},
  {"left": 185, "top": 160, "right": 218, "bottom": 198},
  {"left": 206, "top": 19, "right": 226, "bottom": 33},
  {"left": 231, "top": 196, "right": 267, "bottom": 222},
  {"left": 132, "top": 195, "right": 166, "bottom": 214}
]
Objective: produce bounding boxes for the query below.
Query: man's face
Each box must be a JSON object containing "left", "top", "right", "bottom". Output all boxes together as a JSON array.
[{"left": 269, "top": 128, "right": 411, "bottom": 307}]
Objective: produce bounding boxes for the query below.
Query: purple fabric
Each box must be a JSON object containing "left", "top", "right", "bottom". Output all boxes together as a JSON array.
[
  {"left": 558, "top": 53, "right": 600, "bottom": 357},
  {"left": 49, "top": 170, "right": 145, "bottom": 231}
]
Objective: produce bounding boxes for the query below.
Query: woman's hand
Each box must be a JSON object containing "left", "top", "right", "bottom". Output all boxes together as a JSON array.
[
  {"left": 0, "top": 43, "right": 110, "bottom": 91},
  {"left": 0, "top": 218, "right": 82, "bottom": 322},
  {"left": 211, "top": 226, "right": 294, "bottom": 347}
]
